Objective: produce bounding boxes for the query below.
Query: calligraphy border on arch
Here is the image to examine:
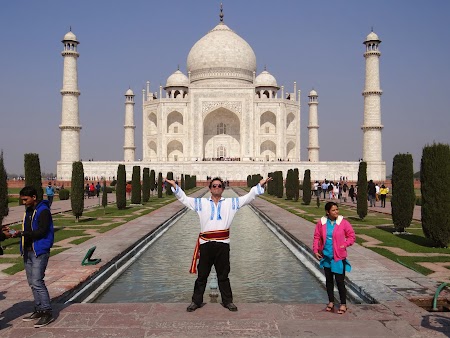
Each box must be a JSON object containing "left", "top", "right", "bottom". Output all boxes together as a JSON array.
[{"left": 202, "top": 101, "right": 242, "bottom": 118}]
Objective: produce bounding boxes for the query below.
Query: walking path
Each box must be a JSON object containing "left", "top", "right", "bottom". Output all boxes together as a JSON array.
[{"left": 0, "top": 189, "right": 449, "bottom": 337}]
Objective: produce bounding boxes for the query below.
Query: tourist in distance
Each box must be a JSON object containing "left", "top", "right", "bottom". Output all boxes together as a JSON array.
[
  {"left": 164, "top": 176, "right": 272, "bottom": 312},
  {"left": 45, "top": 182, "right": 55, "bottom": 208},
  {"left": 313, "top": 201, "right": 355, "bottom": 315},
  {"left": 379, "top": 184, "right": 388, "bottom": 208},
  {"left": 13, "top": 186, "right": 55, "bottom": 327}
]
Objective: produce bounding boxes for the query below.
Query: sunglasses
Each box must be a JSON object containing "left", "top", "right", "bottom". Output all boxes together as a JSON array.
[{"left": 211, "top": 184, "right": 223, "bottom": 188}]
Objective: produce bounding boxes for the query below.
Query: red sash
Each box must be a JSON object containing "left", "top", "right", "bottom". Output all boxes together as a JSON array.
[{"left": 190, "top": 229, "right": 230, "bottom": 274}]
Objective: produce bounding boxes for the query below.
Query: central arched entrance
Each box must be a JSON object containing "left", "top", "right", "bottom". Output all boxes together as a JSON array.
[{"left": 203, "top": 108, "right": 240, "bottom": 160}]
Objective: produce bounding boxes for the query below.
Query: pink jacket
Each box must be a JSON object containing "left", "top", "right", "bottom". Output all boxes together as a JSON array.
[{"left": 313, "top": 215, "right": 355, "bottom": 262}]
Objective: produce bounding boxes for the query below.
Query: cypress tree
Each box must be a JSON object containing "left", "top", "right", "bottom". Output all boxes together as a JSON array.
[
  {"left": 102, "top": 180, "right": 108, "bottom": 214},
  {"left": 24, "top": 153, "right": 43, "bottom": 201},
  {"left": 391, "top": 153, "right": 415, "bottom": 232},
  {"left": 181, "top": 174, "right": 185, "bottom": 190},
  {"left": 276, "top": 171, "right": 284, "bottom": 198},
  {"left": 116, "top": 164, "right": 127, "bottom": 209},
  {"left": 149, "top": 169, "right": 156, "bottom": 196},
  {"left": 71, "top": 161, "right": 84, "bottom": 221},
  {"left": 131, "top": 166, "right": 141, "bottom": 204},
  {"left": 293, "top": 168, "right": 300, "bottom": 202},
  {"left": 285, "top": 169, "right": 294, "bottom": 200},
  {"left": 267, "top": 172, "right": 274, "bottom": 195},
  {"left": 157, "top": 172, "right": 163, "bottom": 198},
  {"left": 142, "top": 168, "right": 150, "bottom": 203},
  {"left": 421, "top": 143, "right": 450, "bottom": 247},
  {"left": 166, "top": 172, "right": 174, "bottom": 195},
  {"left": 0, "top": 151, "right": 9, "bottom": 225},
  {"left": 357, "top": 161, "right": 368, "bottom": 220},
  {"left": 302, "top": 169, "right": 312, "bottom": 205},
  {"left": 185, "top": 174, "right": 190, "bottom": 190}
]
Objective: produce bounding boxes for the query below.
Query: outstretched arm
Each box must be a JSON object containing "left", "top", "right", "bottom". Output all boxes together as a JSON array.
[
  {"left": 163, "top": 177, "right": 197, "bottom": 211},
  {"left": 164, "top": 178, "right": 176, "bottom": 189},
  {"left": 259, "top": 177, "right": 273, "bottom": 188}
]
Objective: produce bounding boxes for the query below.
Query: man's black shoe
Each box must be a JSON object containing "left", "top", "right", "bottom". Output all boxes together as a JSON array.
[
  {"left": 221, "top": 302, "right": 238, "bottom": 311},
  {"left": 34, "top": 311, "right": 54, "bottom": 328},
  {"left": 186, "top": 302, "right": 203, "bottom": 312},
  {"left": 22, "top": 311, "right": 42, "bottom": 322}
]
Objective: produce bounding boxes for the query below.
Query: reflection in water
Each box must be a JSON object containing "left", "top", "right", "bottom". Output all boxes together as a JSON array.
[{"left": 94, "top": 189, "right": 328, "bottom": 303}]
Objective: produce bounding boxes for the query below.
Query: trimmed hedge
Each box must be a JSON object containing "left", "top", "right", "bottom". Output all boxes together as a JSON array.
[{"left": 58, "top": 189, "right": 70, "bottom": 200}]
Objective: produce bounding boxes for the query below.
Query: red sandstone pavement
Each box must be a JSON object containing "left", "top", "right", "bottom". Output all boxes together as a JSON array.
[{"left": 0, "top": 189, "right": 449, "bottom": 337}]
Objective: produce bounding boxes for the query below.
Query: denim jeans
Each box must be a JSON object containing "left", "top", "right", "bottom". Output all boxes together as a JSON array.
[{"left": 24, "top": 251, "right": 52, "bottom": 312}]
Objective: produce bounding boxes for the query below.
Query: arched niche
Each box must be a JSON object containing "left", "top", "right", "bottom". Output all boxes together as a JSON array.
[
  {"left": 167, "top": 111, "right": 183, "bottom": 133},
  {"left": 260, "top": 111, "right": 276, "bottom": 134},
  {"left": 167, "top": 139, "right": 183, "bottom": 161}
]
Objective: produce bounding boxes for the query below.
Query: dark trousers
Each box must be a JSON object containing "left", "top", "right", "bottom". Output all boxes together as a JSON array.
[
  {"left": 380, "top": 194, "right": 386, "bottom": 207},
  {"left": 192, "top": 241, "right": 232, "bottom": 305},
  {"left": 324, "top": 267, "right": 346, "bottom": 305}
]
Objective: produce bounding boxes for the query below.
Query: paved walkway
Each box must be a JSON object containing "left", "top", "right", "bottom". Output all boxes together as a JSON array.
[{"left": 0, "top": 189, "right": 449, "bottom": 337}]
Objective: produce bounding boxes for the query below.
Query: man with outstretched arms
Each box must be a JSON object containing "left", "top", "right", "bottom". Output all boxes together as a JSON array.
[{"left": 164, "top": 176, "right": 272, "bottom": 312}]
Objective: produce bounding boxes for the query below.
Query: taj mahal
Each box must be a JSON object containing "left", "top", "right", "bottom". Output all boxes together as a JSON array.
[{"left": 56, "top": 8, "right": 386, "bottom": 182}]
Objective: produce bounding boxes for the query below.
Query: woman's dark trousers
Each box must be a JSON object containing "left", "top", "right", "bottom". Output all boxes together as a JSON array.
[{"left": 324, "top": 267, "right": 346, "bottom": 304}]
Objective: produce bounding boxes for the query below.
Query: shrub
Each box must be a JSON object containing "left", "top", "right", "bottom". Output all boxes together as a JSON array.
[
  {"left": 302, "top": 169, "right": 311, "bottom": 205},
  {"left": 421, "top": 143, "right": 450, "bottom": 247},
  {"left": 285, "top": 169, "right": 294, "bottom": 200},
  {"left": 58, "top": 189, "right": 70, "bottom": 200},
  {"left": 149, "top": 170, "right": 156, "bottom": 194},
  {"left": 131, "top": 166, "right": 141, "bottom": 204},
  {"left": 356, "top": 161, "right": 368, "bottom": 220},
  {"left": 142, "top": 168, "right": 150, "bottom": 203},
  {"left": 391, "top": 153, "right": 415, "bottom": 232},
  {"left": 70, "top": 161, "right": 84, "bottom": 221},
  {"left": 166, "top": 172, "right": 174, "bottom": 196},
  {"left": 102, "top": 180, "right": 108, "bottom": 210},
  {"left": 110, "top": 179, "right": 117, "bottom": 186},
  {"left": 415, "top": 196, "right": 422, "bottom": 206},
  {"left": 116, "top": 164, "right": 127, "bottom": 209},
  {"left": 158, "top": 172, "right": 163, "bottom": 198},
  {"left": 24, "top": 153, "right": 43, "bottom": 201}
]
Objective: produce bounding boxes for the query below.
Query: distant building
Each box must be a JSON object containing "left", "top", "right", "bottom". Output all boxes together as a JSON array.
[{"left": 57, "top": 10, "right": 385, "bottom": 181}]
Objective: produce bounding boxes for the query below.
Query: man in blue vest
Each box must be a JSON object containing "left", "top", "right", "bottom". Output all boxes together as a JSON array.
[
  {"left": 15, "top": 186, "right": 55, "bottom": 328},
  {"left": 45, "top": 182, "right": 55, "bottom": 208}
]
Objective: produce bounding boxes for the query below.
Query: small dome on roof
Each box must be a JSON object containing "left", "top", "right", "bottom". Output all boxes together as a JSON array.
[
  {"left": 254, "top": 70, "right": 278, "bottom": 88},
  {"left": 309, "top": 89, "right": 318, "bottom": 96},
  {"left": 63, "top": 31, "right": 78, "bottom": 42},
  {"left": 125, "top": 88, "right": 134, "bottom": 96},
  {"left": 365, "top": 31, "right": 380, "bottom": 42},
  {"left": 165, "top": 70, "right": 189, "bottom": 88}
]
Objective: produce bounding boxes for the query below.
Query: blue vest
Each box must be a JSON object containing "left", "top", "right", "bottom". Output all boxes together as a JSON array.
[{"left": 20, "top": 200, "right": 54, "bottom": 256}]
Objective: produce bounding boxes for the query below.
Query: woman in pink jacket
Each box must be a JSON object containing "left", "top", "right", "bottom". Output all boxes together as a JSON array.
[{"left": 313, "top": 202, "right": 355, "bottom": 314}]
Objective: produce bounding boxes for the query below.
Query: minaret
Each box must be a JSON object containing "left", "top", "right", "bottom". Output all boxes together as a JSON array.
[
  {"left": 307, "top": 89, "right": 319, "bottom": 162},
  {"left": 123, "top": 88, "right": 136, "bottom": 161},
  {"left": 362, "top": 31, "right": 383, "bottom": 169},
  {"left": 59, "top": 29, "right": 81, "bottom": 163}
]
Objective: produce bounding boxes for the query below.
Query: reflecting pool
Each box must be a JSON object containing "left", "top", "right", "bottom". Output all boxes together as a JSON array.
[{"left": 94, "top": 189, "right": 328, "bottom": 303}]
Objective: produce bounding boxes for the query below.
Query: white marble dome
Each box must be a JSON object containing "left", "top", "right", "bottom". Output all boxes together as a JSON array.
[
  {"left": 125, "top": 88, "right": 134, "bottom": 96},
  {"left": 187, "top": 23, "right": 256, "bottom": 82},
  {"left": 309, "top": 89, "right": 318, "bottom": 96},
  {"left": 254, "top": 70, "right": 278, "bottom": 87},
  {"left": 165, "top": 70, "right": 189, "bottom": 88},
  {"left": 365, "top": 31, "right": 380, "bottom": 42},
  {"left": 63, "top": 31, "right": 78, "bottom": 42}
]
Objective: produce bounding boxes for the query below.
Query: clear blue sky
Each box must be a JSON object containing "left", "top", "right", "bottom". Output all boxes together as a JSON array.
[{"left": 1, "top": 0, "right": 449, "bottom": 176}]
